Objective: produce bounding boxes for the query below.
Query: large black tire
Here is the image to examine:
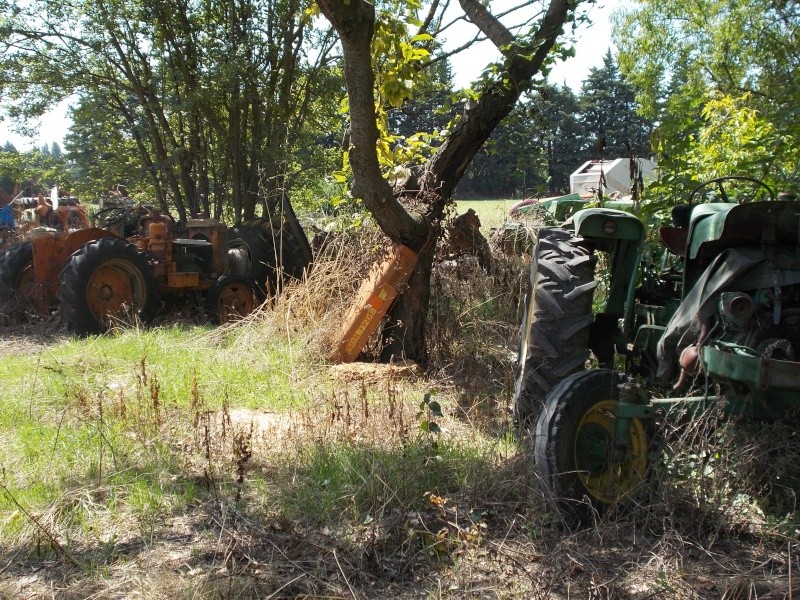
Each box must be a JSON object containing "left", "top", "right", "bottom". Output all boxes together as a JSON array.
[
  {"left": 513, "top": 228, "right": 597, "bottom": 425},
  {"left": 0, "top": 241, "right": 35, "bottom": 302},
  {"left": 58, "top": 237, "right": 159, "bottom": 335},
  {"left": 534, "top": 369, "right": 649, "bottom": 522},
  {"left": 244, "top": 218, "right": 309, "bottom": 280},
  {"left": 228, "top": 220, "right": 310, "bottom": 299},
  {"left": 227, "top": 224, "right": 275, "bottom": 300},
  {"left": 205, "top": 275, "right": 256, "bottom": 325}
]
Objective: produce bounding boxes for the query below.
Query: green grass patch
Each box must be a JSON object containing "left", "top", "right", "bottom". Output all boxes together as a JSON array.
[
  {"left": 0, "top": 324, "right": 311, "bottom": 414},
  {"left": 280, "top": 437, "right": 495, "bottom": 524},
  {"left": 0, "top": 322, "right": 319, "bottom": 536},
  {"left": 454, "top": 198, "right": 517, "bottom": 232}
]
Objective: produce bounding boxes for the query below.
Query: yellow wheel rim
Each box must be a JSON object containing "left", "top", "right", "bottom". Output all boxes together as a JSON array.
[{"left": 573, "top": 399, "right": 648, "bottom": 505}]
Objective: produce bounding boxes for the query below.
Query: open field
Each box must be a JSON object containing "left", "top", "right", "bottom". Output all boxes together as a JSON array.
[
  {"left": 454, "top": 199, "right": 518, "bottom": 232},
  {"left": 0, "top": 236, "right": 798, "bottom": 599}
]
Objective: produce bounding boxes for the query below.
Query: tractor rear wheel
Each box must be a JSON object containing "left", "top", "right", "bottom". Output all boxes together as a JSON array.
[
  {"left": 244, "top": 218, "right": 309, "bottom": 281},
  {"left": 205, "top": 275, "right": 256, "bottom": 325},
  {"left": 0, "top": 241, "right": 35, "bottom": 303},
  {"left": 58, "top": 237, "right": 159, "bottom": 335},
  {"left": 534, "top": 369, "right": 649, "bottom": 522},
  {"left": 513, "top": 228, "right": 597, "bottom": 425},
  {"left": 227, "top": 225, "right": 275, "bottom": 300},
  {"left": 228, "top": 221, "right": 309, "bottom": 300}
]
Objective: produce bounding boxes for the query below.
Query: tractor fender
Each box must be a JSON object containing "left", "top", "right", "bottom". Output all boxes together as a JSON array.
[
  {"left": 29, "top": 228, "right": 123, "bottom": 311},
  {"left": 571, "top": 207, "right": 644, "bottom": 241}
]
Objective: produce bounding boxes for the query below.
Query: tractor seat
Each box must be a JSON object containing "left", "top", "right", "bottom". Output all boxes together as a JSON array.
[{"left": 659, "top": 226, "right": 688, "bottom": 256}]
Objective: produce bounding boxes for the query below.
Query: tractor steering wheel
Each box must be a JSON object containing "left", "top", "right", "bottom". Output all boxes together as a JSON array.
[{"left": 688, "top": 176, "right": 776, "bottom": 205}]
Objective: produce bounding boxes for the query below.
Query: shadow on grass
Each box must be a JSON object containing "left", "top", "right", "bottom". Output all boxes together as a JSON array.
[
  {"left": 0, "top": 437, "right": 550, "bottom": 599},
  {"left": 3, "top": 419, "right": 799, "bottom": 599}
]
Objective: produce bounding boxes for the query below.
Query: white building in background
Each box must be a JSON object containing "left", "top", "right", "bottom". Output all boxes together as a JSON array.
[{"left": 570, "top": 158, "right": 656, "bottom": 199}]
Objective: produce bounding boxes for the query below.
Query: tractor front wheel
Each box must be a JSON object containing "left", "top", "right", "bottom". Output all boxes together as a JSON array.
[
  {"left": 58, "top": 238, "right": 159, "bottom": 335},
  {"left": 534, "top": 369, "right": 649, "bottom": 521},
  {"left": 205, "top": 275, "right": 256, "bottom": 325}
]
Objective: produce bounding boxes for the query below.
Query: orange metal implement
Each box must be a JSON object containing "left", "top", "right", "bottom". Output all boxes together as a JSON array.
[{"left": 331, "top": 244, "right": 418, "bottom": 363}]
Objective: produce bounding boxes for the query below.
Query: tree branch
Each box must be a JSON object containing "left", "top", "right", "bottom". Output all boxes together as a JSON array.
[
  {"left": 458, "top": 0, "right": 514, "bottom": 49},
  {"left": 316, "top": 0, "right": 429, "bottom": 248},
  {"left": 419, "top": 0, "right": 571, "bottom": 200}
]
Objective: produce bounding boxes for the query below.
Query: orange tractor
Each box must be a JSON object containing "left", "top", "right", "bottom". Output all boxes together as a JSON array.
[
  {"left": 12, "top": 189, "right": 91, "bottom": 231},
  {"left": 1, "top": 192, "right": 91, "bottom": 250},
  {"left": 0, "top": 204, "right": 311, "bottom": 334}
]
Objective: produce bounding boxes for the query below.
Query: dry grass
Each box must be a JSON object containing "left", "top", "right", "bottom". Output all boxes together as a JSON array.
[{"left": 1, "top": 225, "right": 799, "bottom": 599}]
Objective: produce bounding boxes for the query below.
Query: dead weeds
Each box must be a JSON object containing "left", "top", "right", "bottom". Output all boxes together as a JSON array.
[{"left": 1, "top": 230, "right": 799, "bottom": 599}]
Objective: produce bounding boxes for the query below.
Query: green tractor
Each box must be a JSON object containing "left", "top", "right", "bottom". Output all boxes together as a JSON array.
[{"left": 514, "top": 176, "right": 800, "bottom": 519}]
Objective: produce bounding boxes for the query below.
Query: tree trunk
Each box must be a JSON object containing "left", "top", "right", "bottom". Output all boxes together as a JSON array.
[{"left": 318, "top": 0, "right": 572, "bottom": 363}]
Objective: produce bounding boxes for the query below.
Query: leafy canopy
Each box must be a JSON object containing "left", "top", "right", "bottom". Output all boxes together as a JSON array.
[{"left": 615, "top": 0, "right": 800, "bottom": 197}]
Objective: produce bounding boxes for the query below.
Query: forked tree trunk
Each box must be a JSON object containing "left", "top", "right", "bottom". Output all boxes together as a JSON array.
[{"left": 318, "top": 0, "right": 572, "bottom": 364}]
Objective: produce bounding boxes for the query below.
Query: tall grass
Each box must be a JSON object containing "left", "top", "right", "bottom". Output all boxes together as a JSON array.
[{"left": 0, "top": 221, "right": 797, "bottom": 598}]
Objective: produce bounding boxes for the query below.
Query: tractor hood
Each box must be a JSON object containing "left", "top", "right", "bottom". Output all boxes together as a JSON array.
[{"left": 688, "top": 201, "right": 800, "bottom": 259}]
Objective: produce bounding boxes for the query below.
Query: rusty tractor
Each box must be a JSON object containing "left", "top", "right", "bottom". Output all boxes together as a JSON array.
[{"left": 0, "top": 204, "right": 311, "bottom": 334}]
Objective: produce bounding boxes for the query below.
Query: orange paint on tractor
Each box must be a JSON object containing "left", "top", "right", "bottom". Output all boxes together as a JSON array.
[
  {"left": 29, "top": 227, "right": 116, "bottom": 313},
  {"left": 331, "top": 244, "right": 418, "bottom": 363}
]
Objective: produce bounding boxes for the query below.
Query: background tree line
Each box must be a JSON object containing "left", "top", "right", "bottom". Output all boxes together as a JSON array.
[
  {"left": 3, "top": 0, "right": 798, "bottom": 215},
  {"left": 0, "top": 142, "right": 66, "bottom": 200},
  {"left": 2, "top": 0, "right": 799, "bottom": 358},
  {"left": 458, "top": 50, "right": 653, "bottom": 198},
  {"left": 1, "top": 46, "right": 652, "bottom": 206}
]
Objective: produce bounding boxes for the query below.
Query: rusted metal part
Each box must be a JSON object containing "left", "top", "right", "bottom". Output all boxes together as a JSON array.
[
  {"left": 331, "top": 244, "right": 418, "bottom": 363},
  {"left": 703, "top": 345, "right": 800, "bottom": 392},
  {"left": 29, "top": 228, "right": 118, "bottom": 313}
]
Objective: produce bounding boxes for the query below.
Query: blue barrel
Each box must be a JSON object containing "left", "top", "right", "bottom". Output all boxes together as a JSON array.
[{"left": 0, "top": 204, "right": 14, "bottom": 230}]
